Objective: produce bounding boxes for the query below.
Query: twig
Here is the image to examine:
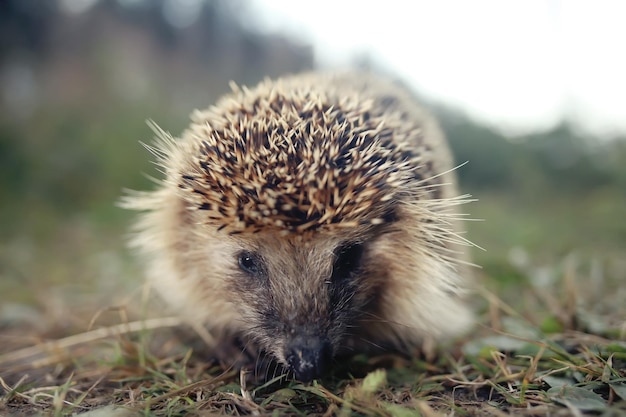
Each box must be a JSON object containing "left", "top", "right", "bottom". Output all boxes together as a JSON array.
[{"left": 0, "top": 317, "right": 182, "bottom": 366}]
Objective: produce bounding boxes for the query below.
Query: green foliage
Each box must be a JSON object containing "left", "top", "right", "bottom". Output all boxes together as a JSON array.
[{"left": 445, "top": 119, "right": 625, "bottom": 193}]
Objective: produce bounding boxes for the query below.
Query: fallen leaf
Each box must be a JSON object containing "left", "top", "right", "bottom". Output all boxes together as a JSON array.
[{"left": 548, "top": 385, "right": 607, "bottom": 412}]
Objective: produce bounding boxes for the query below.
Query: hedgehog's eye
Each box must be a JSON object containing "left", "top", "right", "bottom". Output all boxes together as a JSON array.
[
  {"left": 237, "top": 251, "right": 264, "bottom": 276},
  {"left": 332, "top": 243, "right": 364, "bottom": 281}
]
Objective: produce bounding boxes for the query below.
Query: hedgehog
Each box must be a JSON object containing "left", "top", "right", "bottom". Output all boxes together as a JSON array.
[{"left": 122, "top": 72, "right": 475, "bottom": 382}]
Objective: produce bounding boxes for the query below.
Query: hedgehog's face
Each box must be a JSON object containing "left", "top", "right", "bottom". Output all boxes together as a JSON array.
[{"left": 225, "top": 231, "right": 385, "bottom": 382}]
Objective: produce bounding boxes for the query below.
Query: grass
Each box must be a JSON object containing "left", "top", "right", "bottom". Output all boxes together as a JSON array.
[
  {"left": 1, "top": 247, "right": 624, "bottom": 416},
  {"left": 1, "top": 186, "right": 624, "bottom": 416}
]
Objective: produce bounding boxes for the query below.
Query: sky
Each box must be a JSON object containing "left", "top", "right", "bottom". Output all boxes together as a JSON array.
[{"left": 243, "top": 0, "right": 626, "bottom": 137}]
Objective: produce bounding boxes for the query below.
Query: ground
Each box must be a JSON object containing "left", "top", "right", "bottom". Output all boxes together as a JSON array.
[{"left": 1, "top": 196, "right": 625, "bottom": 417}]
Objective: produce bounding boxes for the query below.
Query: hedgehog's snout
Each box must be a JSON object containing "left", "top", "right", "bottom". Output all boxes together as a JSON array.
[{"left": 285, "top": 335, "right": 332, "bottom": 382}]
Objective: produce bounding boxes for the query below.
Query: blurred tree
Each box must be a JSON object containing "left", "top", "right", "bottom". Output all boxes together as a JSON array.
[
  {"left": 0, "top": 0, "right": 57, "bottom": 63},
  {"left": 439, "top": 107, "right": 625, "bottom": 195}
]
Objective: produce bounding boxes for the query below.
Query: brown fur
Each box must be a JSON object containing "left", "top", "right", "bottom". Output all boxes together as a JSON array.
[{"left": 121, "top": 72, "right": 474, "bottom": 379}]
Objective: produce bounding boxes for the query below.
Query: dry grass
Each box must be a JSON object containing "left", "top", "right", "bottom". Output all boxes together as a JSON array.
[{"left": 1, "top": 253, "right": 625, "bottom": 417}]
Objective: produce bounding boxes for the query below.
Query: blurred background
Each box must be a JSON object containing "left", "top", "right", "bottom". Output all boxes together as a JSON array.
[{"left": 1, "top": 0, "right": 625, "bottom": 335}]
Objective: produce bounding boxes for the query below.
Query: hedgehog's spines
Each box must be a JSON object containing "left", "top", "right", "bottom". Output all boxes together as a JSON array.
[{"left": 178, "top": 111, "right": 420, "bottom": 234}]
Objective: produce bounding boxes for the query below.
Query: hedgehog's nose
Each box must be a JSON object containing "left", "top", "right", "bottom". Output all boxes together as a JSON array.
[{"left": 285, "top": 336, "right": 332, "bottom": 382}]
